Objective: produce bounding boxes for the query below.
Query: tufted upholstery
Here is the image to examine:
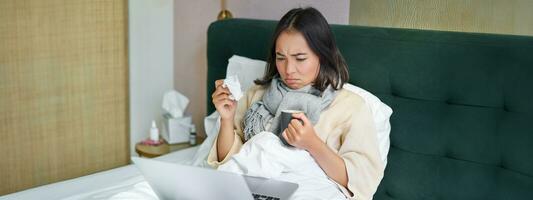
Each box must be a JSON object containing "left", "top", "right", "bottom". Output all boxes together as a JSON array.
[{"left": 206, "top": 19, "right": 533, "bottom": 199}]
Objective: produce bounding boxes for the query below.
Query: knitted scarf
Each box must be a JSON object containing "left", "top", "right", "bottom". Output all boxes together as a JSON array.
[{"left": 243, "top": 77, "right": 336, "bottom": 140}]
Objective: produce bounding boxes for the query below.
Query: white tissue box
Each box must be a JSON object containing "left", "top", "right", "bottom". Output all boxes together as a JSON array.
[{"left": 161, "top": 113, "right": 192, "bottom": 144}]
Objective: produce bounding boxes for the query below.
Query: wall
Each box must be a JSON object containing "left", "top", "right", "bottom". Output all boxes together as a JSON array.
[
  {"left": 173, "top": 0, "right": 218, "bottom": 139},
  {"left": 227, "top": 0, "right": 350, "bottom": 24},
  {"left": 173, "top": 0, "right": 350, "bottom": 139},
  {"left": 349, "top": 0, "right": 533, "bottom": 36},
  {"left": 0, "top": 0, "right": 128, "bottom": 195},
  {"left": 129, "top": 0, "right": 175, "bottom": 155}
]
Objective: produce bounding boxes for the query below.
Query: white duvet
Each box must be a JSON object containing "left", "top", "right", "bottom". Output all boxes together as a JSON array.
[
  {"left": 218, "top": 131, "right": 346, "bottom": 200},
  {"left": 108, "top": 132, "right": 345, "bottom": 200}
]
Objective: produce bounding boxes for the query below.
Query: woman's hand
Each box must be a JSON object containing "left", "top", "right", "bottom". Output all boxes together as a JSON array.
[
  {"left": 282, "top": 113, "right": 321, "bottom": 150},
  {"left": 212, "top": 79, "right": 237, "bottom": 121},
  {"left": 283, "top": 112, "right": 350, "bottom": 188}
]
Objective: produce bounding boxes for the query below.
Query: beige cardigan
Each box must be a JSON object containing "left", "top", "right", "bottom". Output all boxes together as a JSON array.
[{"left": 207, "top": 85, "right": 384, "bottom": 200}]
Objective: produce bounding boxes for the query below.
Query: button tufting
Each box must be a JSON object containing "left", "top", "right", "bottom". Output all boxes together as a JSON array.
[
  {"left": 499, "top": 160, "right": 506, "bottom": 169},
  {"left": 386, "top": 190, "right": 394, "bottom": 198},
  {"left": 503, "top": 105, "right": 509, "bottom": 112},
  {"left": 445, "top": 151, "right": 454, "bottom": 159}
]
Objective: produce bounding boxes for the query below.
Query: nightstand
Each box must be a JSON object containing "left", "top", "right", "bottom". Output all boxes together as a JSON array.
[
  {"left": 135, "top": 137, "right": 205, "bottom": 158},
  {"left": 168, "top": 136, "right": 205, "bottom": 151},
  {"left": 135, "top": 141, "right": 170, "bottom": 158}
]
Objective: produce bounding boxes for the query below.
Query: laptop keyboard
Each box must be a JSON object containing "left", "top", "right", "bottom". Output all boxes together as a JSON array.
[{"left": 252, "top": 193, "right": 280, "bottom": 200}]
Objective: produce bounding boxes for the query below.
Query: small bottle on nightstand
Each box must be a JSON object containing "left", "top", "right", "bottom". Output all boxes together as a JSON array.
[
  {"left": 150, "top": 120, "right": 159, "bottom": 142},
  {"left": 189, "top": 125, "right": 197, "bottom": 145}
]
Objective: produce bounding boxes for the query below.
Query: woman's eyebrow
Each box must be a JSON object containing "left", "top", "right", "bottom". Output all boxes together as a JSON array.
[
  {"left": 276, "top": 52, "right": 286, "bottom": 57},
  {"left": 290, "top": 53, "right": 307, "bottom": 56}
]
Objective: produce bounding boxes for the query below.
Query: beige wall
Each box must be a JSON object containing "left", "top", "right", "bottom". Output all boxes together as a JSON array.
[
  {"left": 349, "top": 0, "right": 533, "bottom": 36},
  {"left": 173, "top": 0, "right": 219, "bottom": 138},
  {"left": 227, "top": 0, "right": 350, "bottom": 24}
]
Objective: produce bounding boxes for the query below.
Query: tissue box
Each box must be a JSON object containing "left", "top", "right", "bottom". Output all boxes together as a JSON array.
[{"left": 161, "top": 113, "right": 192, "bottom": 144}]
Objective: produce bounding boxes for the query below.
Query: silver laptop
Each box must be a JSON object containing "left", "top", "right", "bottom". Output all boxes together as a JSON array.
[{"left": 131, "top": 157, "right": 298, "bottom": 200}]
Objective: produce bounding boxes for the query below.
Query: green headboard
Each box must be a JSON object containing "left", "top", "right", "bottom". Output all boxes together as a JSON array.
[{"left": 207, "top": 18, "right": 533, "bottom": 199}]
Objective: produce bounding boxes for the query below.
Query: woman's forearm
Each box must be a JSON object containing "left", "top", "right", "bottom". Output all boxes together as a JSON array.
[
  {"left": 308, "top": 141, "right": 349, "bottom": 187},
  {"left": 216, "top": 118, "right": 235, "bottom": 161}
]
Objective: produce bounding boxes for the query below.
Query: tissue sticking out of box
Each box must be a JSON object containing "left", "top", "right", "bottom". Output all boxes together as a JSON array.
[
  {"left": 162, "top": 90, "right": 189, "bottom": 118},
  {"left": 223, "top": 75, "right": 243, "bottom": 101}
]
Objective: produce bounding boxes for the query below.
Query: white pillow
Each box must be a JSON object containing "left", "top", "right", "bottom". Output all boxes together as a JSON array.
[
  {"left": 192, "top": 55, "right": 392, "bottom": 167},
  {"left": 343, "top": 84, "right": 392, "bottom": 165}
]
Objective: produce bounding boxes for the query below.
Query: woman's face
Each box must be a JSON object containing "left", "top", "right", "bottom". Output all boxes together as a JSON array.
[{"left": 275, "top": 30, "right": 320, "bottom": 90}]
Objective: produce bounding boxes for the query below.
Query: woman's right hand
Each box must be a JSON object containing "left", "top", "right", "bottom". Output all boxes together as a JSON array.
[{"left": 212, "top": 79, "right": 237, "bottom": 120}]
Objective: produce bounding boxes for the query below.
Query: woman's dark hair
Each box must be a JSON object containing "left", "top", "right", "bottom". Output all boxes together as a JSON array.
[{"left": 254, "top": 7, "right": 349, "bottom": 91}]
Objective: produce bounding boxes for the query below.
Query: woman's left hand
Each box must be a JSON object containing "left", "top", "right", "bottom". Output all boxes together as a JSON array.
[{"left": 282, "top": 113, "right": 321, "bottom": 150}]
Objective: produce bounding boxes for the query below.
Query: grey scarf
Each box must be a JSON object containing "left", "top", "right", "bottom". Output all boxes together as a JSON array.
[{"left": 243, "top": 77, "right": 337, "bottom": 140}]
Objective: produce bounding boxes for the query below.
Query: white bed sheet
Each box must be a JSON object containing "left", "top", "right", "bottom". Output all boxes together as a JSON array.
[{"left": 0, "top": 146, "right": 199, "bottom": 200}]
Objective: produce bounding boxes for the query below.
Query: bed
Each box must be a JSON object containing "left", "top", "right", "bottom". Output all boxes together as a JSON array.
[
  {"left": 206, "top": 19, "right": 533, "bottom": 199},
  {"left": 0, "top": 147, "right": 198, "bottom": 200},
  {"left": 3, "top": 17, "right": 533, "bottom": 199}
]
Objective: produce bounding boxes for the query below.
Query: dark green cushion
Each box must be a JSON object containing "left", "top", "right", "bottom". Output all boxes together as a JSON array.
[{"left": 207, "top": 18, "right": 533, "bottom": 199}]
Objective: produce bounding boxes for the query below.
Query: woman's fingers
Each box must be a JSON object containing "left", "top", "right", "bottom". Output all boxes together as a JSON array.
[
  {"left": 212, "top": 85, "right": 230, "bottom": 98},
  {"left": 291, "top": 113, "right": 308, "bottom": 127},
  {"left": 212, "top": 92, "right": 231, "bottom": 101},
  {"left": 214, "top": 80, "right": 229, "bottom": 93},
  {"left": 213, "top": 95, "right": 233, "bottom": 107},
  {"left": 282, "top": 130, "right": 292, "bottom": 144},
  {"left": 220, "top": 99, "right": 235, "bottom": 107},
  {"left": 211, "top": 81, "right": 232, "bottom": 104},
  {"left": 287, "top": 123, "right": 298, "bottom": 141},
  {"left": 214, "top": 79, "right": 224, "bottom": 88},
  {"left": 214, "top": 99, "right": 234, "bottom": 112},
  {"left": 290, "top": 118, "right": 304, "bottom": 130}
]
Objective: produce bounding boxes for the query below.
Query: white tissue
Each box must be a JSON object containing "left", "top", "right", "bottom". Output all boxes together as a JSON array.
[
  {"left": 223, "top": 75, "right": 243, "bottom": 101},
  {"left": 226, "top": 55, "right": 267, "bottom": 92},
  {"left": 162, "top": 90, "right": 189, "bottom": 118}
]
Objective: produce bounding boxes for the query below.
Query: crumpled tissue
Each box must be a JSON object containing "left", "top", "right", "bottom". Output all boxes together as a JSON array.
[
  {"left": 162, "top": 90, "right": 189, "bottom": 118},
  {"left": 223, "top": 75, "right": 243, "bottom": 101},
  {"left": 225, "top": 55, "right": 267, "bottom": 92}
]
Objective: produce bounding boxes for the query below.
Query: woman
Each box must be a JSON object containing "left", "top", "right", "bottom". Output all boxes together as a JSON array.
[{"left": 208, "top": 7, "right": 384, "bottom": 200}]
